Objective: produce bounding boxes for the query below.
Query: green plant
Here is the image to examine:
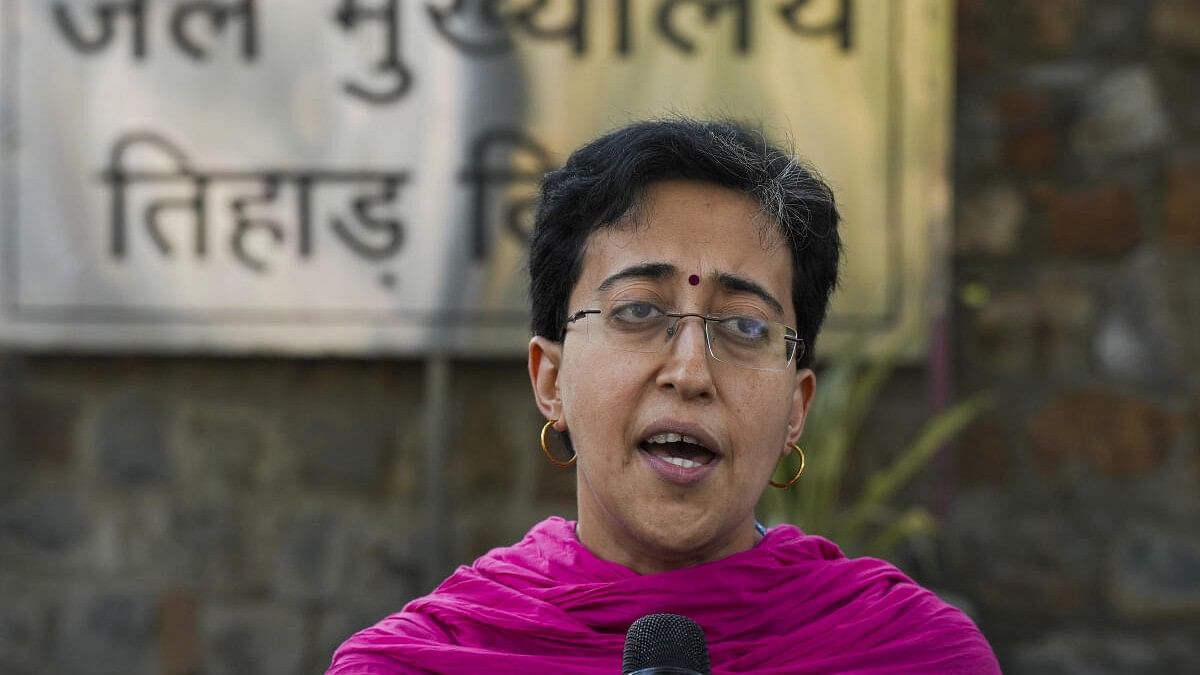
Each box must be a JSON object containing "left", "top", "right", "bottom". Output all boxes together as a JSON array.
[{"left": 758, "top": 336, "right": 992, "bottom": 559}]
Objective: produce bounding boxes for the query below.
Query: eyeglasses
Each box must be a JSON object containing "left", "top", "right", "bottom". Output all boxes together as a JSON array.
[{"left": 563, "top": 299, "right": 804, "bottom": 371}]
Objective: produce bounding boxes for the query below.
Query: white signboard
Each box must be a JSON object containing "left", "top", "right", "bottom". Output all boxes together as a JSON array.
[{"left": 0, "top": 0, "right": 952, "bottom": 356}]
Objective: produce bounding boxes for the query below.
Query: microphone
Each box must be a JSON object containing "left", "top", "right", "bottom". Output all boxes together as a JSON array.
[{"left": 622, "top": 613, "right": 711, "bottom": 675}]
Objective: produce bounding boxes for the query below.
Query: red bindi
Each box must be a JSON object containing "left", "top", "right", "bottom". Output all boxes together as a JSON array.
[{"left": 688, "top": 274, "right": 700, "bottom": 286}]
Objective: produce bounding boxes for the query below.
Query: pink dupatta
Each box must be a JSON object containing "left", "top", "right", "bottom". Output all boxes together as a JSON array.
[{"left": 328, "top": 517, "right": 999, "bottom": 674}]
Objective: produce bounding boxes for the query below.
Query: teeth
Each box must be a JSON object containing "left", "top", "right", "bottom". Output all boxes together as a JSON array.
[
  {"left": 662, "top": 457, "right": 702, "bottom": 469},
  {"left": 647, "top": 432, "right": 682, "bottom": 444},
  {"left": 644, "top": 432, "right": 705, "bottom": 448}
]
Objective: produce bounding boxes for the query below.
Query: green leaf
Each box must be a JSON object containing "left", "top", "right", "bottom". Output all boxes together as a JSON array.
[
  {"left": 841, "top": 393, "right": 993, "bottom": 539},
  {"left": 758, "top": 332, "right": 993, "bottom": 561}
]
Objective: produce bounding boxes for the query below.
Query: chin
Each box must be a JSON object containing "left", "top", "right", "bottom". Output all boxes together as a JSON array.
[{"left": 633, "top": 505, "right": 728, "bottom": 559}]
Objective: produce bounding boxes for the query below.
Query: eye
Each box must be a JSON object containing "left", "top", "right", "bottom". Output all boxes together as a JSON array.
[
  {"left": 720, "top": 316, "right": 771, "bottom": 341},
  {"left": 610, "top": 301, "right": 664, "bottom": 323}
]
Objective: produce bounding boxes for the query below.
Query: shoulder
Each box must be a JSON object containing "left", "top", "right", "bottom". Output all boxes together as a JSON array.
[
  {"left": 325, "top": 608, "right": 448, "bottom": 673},
  {"left": 324, "top": 517, "right": 581, "bottom": 674},
  {"left": 757, "top": 527, "right": 1001, "bottom": 673},
  {"left": 830, "top": 558, "right": 1000, "bottom": 672}
]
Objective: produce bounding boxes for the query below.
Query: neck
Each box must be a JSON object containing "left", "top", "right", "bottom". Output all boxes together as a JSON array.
[{"left": 574, "top": 511, "right": 759, "bottom": 575}]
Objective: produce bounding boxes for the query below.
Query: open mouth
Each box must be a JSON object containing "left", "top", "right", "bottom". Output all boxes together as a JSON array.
[{"left": 638, "top": 432, "right": 717, "bottom": 469}]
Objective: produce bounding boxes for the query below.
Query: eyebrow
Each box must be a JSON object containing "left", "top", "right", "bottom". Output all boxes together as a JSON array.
[
  {"left": 597, "top": 262, "right": 677, "bottom": 291},
  {"left": 596, "top": 262, "right": 786, "bottom": 317},
  {"left": 716, "top": 272, "right": 785, "bottom": 317}
]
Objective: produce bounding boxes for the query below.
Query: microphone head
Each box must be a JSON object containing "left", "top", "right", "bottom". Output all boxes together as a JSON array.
[{"left": 622, "top": 613, "right": 711, "bottom": 675}]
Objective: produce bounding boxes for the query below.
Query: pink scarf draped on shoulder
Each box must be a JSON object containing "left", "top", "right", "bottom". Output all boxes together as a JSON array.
[{"left": 328, "top": 517, "right": 1000, "bottom": 674}]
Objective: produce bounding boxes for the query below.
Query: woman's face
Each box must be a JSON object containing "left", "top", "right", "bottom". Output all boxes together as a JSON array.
[{"left": 529, "top": 180, "right": 815, "bottom": 574}]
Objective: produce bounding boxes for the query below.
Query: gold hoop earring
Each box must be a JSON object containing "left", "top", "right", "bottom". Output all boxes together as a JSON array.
[
  {"left": 540, "top": 420, "right": 577, "bottom": 468},
  {"left": 770, "top": 443, "right": 806, "bottom": 488}
]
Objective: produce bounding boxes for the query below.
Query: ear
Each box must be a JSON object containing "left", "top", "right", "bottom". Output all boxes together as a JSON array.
[
  {"left": 528, "top": 336, "right": 566, "bottom": 431},
  {"left": 783, "top": 368, "right": 817, "bottom": 457}
]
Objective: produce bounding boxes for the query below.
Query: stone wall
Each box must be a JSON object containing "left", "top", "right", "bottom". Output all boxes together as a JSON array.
[
  {"left": 1, "top": 2, "right": 1199, "bottom": 673},
  {"left": 0, "top": 357, "right": 570, "bottom": 674},
  {"left": 944, "top": 0, "right": 1200, "bottom": 671}
]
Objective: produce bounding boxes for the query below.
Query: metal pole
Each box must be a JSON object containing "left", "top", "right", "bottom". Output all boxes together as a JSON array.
[{"left": 421, "top": 354, "right": 450, "bottom": 591}]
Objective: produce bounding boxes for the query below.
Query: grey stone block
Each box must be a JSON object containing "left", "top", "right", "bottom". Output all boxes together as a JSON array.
[
  {"left": 97, "top": 394, "right": 171, "bottom": 486},
  {"left": 285, "top": 405, "right": 392, "bottom": 492},
  {"left": 272, "top": 509, "right": 349, "bottom": 603},
  {"left": 201, "top": 604, "right": 305, "bottom": 675},
  {"left": 0, "top": 490, "right": 90, "bottom": 552},
  {"left": 343, "top": 530, "right": 422, "bottom": 610},
  {"left": 0, "top": 581, "right": 49, "bottom": 675},
  {"left": 11, "top": 393, "right": 80, "bottom": 469},
  {"left": 1072, "top": 67, "right": 1170, "bottom": 163},
  {"left": 168, "top": 504, "right": 265, "bottom": 595},
  {"left": 1108, "top": 526, "right": 1200, "bottom": 617},
  {"left": 1094, "top": 249, "right": 1181, "bottom": 384},
  {"left": 1010, "top": 631, "right": 1160, "bottom": 675},
  {"left": 179, "top": 414, "right": 264, "bottom": 490},
  {"left": 55, "top": 590, "right": 155, "bottom": 675}
]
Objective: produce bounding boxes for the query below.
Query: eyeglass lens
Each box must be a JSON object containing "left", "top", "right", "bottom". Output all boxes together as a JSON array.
[{"left": 576, "top": 300, "right": 801, "bottom": 370}]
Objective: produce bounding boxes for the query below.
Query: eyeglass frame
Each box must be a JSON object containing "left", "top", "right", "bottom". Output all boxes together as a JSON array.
[{"left": 561, "top": 307, "right": 806, "bottom": 371}]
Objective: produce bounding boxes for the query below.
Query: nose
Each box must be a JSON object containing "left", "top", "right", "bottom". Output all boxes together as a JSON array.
[{"left": 655, "top": 316, "right": 715, "bottom": 400}]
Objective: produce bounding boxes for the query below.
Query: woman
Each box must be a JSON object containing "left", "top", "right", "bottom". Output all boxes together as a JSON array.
[{"left": 328, "top": 119, "right": 1000, "bottom": 673}]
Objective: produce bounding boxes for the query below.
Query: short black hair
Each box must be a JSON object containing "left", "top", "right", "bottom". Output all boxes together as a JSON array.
[{"left": 528, "top": 117, "right": 841, "bottom": 368}]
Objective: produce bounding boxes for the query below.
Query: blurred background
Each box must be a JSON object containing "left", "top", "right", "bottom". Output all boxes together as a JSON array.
[{"left": 1, "top": 1, "right": 1198, "bottom": 673}]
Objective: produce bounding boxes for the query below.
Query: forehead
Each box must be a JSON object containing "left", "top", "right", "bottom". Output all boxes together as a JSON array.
[{"left": 572, "top": 180, "right": 795, "bottom": 317}]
